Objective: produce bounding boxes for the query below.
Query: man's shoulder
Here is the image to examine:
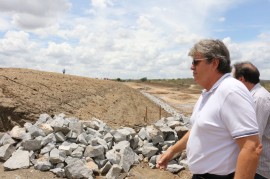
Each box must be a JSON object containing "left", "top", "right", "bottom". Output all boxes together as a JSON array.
[
  {"left": 254, "top": 84, "right": 270, "bottom": 96},
  {"left": 219, "top": 76, "right": 247, "bottom": 92}
]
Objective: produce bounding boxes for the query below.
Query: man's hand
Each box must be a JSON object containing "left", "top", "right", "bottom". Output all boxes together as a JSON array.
[
  {"left": 156, "top": 149, "right": 175, "bottom": 169},
  {"left": 156, "top": 131, "right": 190, "bottom": 170}
]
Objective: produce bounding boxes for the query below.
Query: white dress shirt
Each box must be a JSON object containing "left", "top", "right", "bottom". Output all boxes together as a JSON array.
[{"left": 251, "top": 83, "right": 270, "bottom": 179}]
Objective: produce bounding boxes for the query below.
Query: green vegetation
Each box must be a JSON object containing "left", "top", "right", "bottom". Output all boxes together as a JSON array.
[
  {"left": 116, "top": 78, "right": 122, "bottom": 82},
  {"left": 129, "top": 78, "right": 270, "bottom": 93},
  {"left": 140, "top": 77, "right": 147, "bottom": 82},
  {"left": 261, "top": 80, "right": 270, "bottom": 91},
  {"left": 116, "top": 77, "right": 270, "bottom": 92}
]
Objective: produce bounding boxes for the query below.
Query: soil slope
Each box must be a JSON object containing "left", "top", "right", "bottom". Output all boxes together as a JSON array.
[{"left": 0, "top": 68, "right": 169, "bottom": 132}]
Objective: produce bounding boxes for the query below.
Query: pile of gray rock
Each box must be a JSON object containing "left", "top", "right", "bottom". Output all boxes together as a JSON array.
[{"left": 0, "top": 113, "right": 189, "bottom": 179}]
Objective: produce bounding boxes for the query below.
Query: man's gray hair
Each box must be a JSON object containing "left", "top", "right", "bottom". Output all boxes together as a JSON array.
[{"left": 188, "top": 39, "right": 231, "bottom": 74}]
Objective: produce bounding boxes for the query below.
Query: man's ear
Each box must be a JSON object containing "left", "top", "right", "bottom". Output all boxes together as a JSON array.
[
  {"left": 212, "top": 58, "right": 219, "bottom": 69},
  {"left": 238, "top": 76, "right": 245, "bottom": 82}
]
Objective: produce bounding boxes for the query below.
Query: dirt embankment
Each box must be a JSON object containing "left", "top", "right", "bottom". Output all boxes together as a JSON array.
[{"left": 0, "top": 68, "right": 169, "bottom": 132}]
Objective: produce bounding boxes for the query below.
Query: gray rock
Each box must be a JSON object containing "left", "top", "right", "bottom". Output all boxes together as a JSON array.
[
  {"left": 82, "top": 119, "right": 100, "bottom": 130},
  {"left": 0, "top": 144, "right": 16, "bottom": 161},
  {"left": 77, "top": 133, "right": 88, "bottom": 145},
  {"left": 119, "top": 146, "right": 138, "bottom": 172},
  {"left": 138, "top": 127, "right": 147, "bottom": 140},
  {"left": 70, "top": 143, "right": 79, "bottom": 151},
  {"left": 21, "top": 133, "right": 32, "bottom": 141},
  {"left": 4, "top": 150, "right": 30, "bottom": 170},
  {"left": 0, "top": 133, "right": 16, "bottom": 146},
  {"left": 59, "top": 145, "right": 72, "bottom": 156},
  {"left": 22, "top": 139, "right": 42, "bottom": 151},
  {"left": 41, "top": 133, "right": 56, "bottom": 146},
  {"left": 71, "top": 146, "right": 84, "bottom": 158},
  {"left": 56, "top": 162, "right": 65, "bottom": 168},
  {"left": 116, "top": 127, "right": 136, "bottom": 140},
  {"left": 24, "top": 122, "right": 33, "bottom": 132},
  {"left": 34, "top": 157, "right": 52, "bottom": 171},
  {"left": 9, "top": 126, "right": 26, "bottom": 140},
  {"left": 65, "top": 160, "right": 94, "bottom": 179},
  {"left": 49, "top": 116, "right": 70, "bottom": 134},
  {"left": 149, "top": 155, "right": 157, "bottom": 166},
  {"left": 167, "top": 164, "right": 184, "bottom": 173},
  {"left": 145, "top": 125, "right": 164, "bottom": 145},
  {"left": 86, "top": 128, "right": 102, "bottom": 138},
  {"left": 104, "top": 132, "right": 113, "bottom": 143},
  {"left": 142, "top": 145, "right": 159, "bottom": 158},
  {"left": 28, "top": 125, "right": 46, "bottom": 137},
  {"left": 159, "top": 126, "right": 177, "bottom": 141},
  {"left": 37, "top": 123, "right": 53, "bottom": 135},
  {"left": 35, "top": 113, "right": 52, "bottom": 125},
  {"left": 105, "top": 164, "right": 122, "bottom": 179},
  {"left": 49, "top": 148, "right": 66, "bottom": 164},
  {"left": 130, "top": 135, "right": 139, "bottom": 149},
  {"left": 113, "top": 141, "right": 130, "bottom": 151},
  {"left": 55, "top": 131, "right": 66, "bottom": 142},
  {"left": 106, "top": 149, "right": 121, "bottom": 165},
  {"left": 69, "top": 121, "right": 83, "bottom": 135},
  {"left": 112, "top": 130, "right": 126, "bottom": 143},
  {"left": 40, "top": 142, "right": 55, "bottom": 154},
  {"left": 84, "top": 145, "right": 104, "bottom": 158},
  {"left": 65, "top": 156, "right": 82, "bottom": 165},
  {"left": 66, "top": 130, "right": 78, "bottom": 139}
]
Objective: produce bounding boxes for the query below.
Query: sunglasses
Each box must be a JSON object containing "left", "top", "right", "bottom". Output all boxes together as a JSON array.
[{"left": 192, "top": 58, "right": 208, "bottom": 66}]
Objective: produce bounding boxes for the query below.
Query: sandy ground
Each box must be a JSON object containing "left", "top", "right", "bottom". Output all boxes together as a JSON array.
[
  {"left": 124, "top": 82, "right": 200, "bottom": 117},
  {"left": 0, "top": 68, "right": 201, "bottom": 178}
]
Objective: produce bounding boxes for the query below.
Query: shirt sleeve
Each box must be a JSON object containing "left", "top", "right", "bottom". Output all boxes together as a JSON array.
[{"left": 220, "top": 90, "right": 259, "bottom": 139}]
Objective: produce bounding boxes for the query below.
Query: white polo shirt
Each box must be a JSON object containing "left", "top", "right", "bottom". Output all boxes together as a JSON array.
[{"left": 187, "top": 73, "right": 258, "bottom": 175}]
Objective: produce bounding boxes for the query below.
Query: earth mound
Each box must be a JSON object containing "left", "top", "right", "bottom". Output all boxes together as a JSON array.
[{"left": 0, "top": 68, "right": 169, "bottom": 132}]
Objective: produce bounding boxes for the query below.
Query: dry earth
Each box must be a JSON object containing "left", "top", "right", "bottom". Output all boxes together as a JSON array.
[
  {"left": 124, "top": 81, "right": 201, "bottom": 117},
  {"left": 0, "top": 68, "right": 201, "bottom": 179}
]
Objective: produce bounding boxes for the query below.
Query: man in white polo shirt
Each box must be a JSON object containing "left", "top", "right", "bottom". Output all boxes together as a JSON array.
[
  {"left": 232, "top": 62, "right": 270, "bottom": 179},
  {"left": 157, "top": 39, "right": 261, "bottom": 179}
]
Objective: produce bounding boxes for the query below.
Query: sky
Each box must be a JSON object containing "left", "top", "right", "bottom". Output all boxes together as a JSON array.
[{"left": 0, "top": 0, "right": 270, "bottom": 80}]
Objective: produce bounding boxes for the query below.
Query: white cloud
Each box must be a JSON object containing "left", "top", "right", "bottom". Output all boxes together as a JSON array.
[
  {"left": 258, "top": 32, "right": 270, "bottom": 40},
  {"left": 0, "top": 0, "right": 71, "bottom": 29},
  {"left": 0, "top": 30, "right": 36, "bottom": 53},
  {"left": 226, "top": 37, "right": 270, "bottom": 80},
  {"left": 0, "top": 16, "right": 10, "bottom": 31},
  {"left": 91, "top": 0, "right": 113, "bottom": 9},
  {"left": 46, "top": 42, "right": 73, "bottom": 58},
  {"left": 0, "top": 0, "right": 269, "bottom": 79}
]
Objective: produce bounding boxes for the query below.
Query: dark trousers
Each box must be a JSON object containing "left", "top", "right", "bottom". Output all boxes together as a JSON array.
[
  {"left": 254, "top": 173, "right": 267, "bottom": 179},
  {"left": 192, "top": 172, "right": 234, "bottom": 179}
]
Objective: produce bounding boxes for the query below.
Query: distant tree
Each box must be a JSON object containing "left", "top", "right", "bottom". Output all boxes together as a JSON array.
[
  {"left": 140, "top": 77, "right": 147, "bottom": 82},
  {"left": 116, "top": 78, "right": 122, "bottom": 82}
]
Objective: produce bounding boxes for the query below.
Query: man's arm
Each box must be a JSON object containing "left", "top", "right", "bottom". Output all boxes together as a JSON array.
[
  {"left": 234, "top": 135, "right": 261, "bottom": 179},
  {"left": 156, "top": 130, "right": 190, "bottom": 169}
]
